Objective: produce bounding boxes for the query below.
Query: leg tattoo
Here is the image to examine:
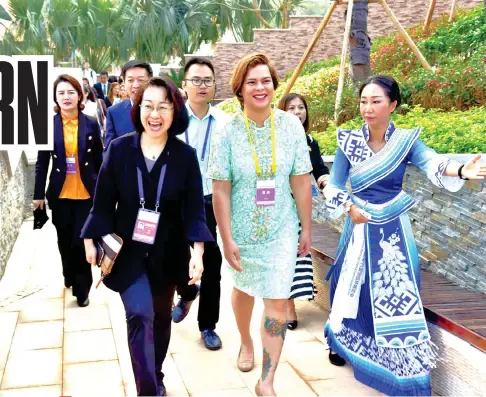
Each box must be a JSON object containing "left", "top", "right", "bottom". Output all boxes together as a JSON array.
[
  {"left": 264, "top": 316, "right": 288, "bottom": 339},
  {"left": 262, "top": 348, "right": 272, "bottom": 380}
]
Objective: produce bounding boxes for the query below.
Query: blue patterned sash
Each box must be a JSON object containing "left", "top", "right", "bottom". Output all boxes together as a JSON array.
[
  {"left": 352, "top": 191, "right": 416, "bottom": 225},
  {"left": 349, "top": 127, "right": 420, "bottom": 193}
]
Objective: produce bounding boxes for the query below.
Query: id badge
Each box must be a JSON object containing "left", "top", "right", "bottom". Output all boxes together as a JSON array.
[
  {"left": 66, "top": 157, "right": 77, "bottom": 175},
  {"left": 256, "top": 180, "right": 276, "bottom": 206},
  {"left": 132, "top": 208, "right": 161, "bottom": 245}
]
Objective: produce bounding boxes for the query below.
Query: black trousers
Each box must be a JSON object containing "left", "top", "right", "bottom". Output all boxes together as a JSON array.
[
  {"left": 177, "top": 197, "right": 222, "bottom": 331},
  {"left": 51, "top": 198, "right": 93, "bottom": 301},
  {"left": 120, "top": 271, "right": 176, "bottom": 396}
]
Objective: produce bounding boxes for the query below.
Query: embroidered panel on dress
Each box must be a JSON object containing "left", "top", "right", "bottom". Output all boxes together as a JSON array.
[{"left": 368, "top": 219, "right": 429, "bottom": 349}]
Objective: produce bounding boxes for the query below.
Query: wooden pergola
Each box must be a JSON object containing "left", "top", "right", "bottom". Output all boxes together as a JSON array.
[{"left": 281, "top": 0, "right": 433, "bottom": 124}]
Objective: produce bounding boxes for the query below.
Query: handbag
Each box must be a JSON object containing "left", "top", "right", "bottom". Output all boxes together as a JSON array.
[{"left": 95, "top": 233, "right": 123, "bottom": 288}]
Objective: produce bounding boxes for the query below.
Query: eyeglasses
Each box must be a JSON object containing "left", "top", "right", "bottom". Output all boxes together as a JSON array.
[
  {"left": 140, "top": 104, "right": 174, "bottom": 114},
  {"left": 185, "top": 78, "right": 215, "bottom": 87}
]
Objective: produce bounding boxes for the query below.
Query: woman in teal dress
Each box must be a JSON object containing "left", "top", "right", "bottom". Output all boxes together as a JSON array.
[{"left": 208, "top": 53, "right": 312, "bottom": 396}]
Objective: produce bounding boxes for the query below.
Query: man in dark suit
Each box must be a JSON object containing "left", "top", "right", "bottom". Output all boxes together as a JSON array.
[
  {"left": 103, "top": 61, "right": 153, "bottom": 152},
  {"left": 93, "top": 71, "right": 111, "bottom": 100}
]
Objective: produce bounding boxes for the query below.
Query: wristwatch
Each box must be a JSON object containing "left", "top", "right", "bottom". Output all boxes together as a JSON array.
[{"left": 344, "top": 202, "right": 353, "bottom": 213}]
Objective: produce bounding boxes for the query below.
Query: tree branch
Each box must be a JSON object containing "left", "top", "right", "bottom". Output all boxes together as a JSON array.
[{"left": 252, "top": 0, "right": 273, "bottom": 28}]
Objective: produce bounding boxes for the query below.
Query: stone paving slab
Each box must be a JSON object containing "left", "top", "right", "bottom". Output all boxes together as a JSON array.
[{"left": 0, "top": 219, "right": 380, "bottom": 396}]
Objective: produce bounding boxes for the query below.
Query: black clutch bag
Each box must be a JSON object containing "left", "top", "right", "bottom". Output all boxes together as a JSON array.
[{"left": 33, "top": 206, "right": 49, "bottom": 230}]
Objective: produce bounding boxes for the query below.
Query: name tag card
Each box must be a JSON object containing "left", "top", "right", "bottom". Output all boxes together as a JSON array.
[
  {"left": 66, "top": 157, "right": 77, "bottom": 175},
  {"left": 256, "top": 180, "right": 276, "bottom": 206},
  {"left": 132, "top": 209, "right": 161, "bottom": 245}
]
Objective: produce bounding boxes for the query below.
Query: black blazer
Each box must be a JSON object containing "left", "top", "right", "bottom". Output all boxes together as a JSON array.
[
  {"left": 307, "top": 135, "right": 329, "bottom": 183},
  {"left": 80, "top": 132, "right": 214, "bottom": 293},
  {"left": 34, "top": 113, "right": 103, "bottom": 208},
  {"left": 93, "top": 82, "right": 110, "bottom": 100}
]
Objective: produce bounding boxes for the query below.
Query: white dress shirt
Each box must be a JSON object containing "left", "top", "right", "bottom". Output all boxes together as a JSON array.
[
  {"left": 184, "top": 102, "right": 228, "bottom": 196},
  {"left": 82, "top": 100, "right": 98, "bottom": 118},
  {"left": 83, "top": 68, "right": 97, "bottom": 86}
]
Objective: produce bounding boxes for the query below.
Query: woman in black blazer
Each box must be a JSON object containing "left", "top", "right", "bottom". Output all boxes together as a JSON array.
[
  {"left": 34, "top": 74, "right": 103, "bottom": 307},
  {"left": 278, "top": 93, "right": 330, "bottom": 329},
  {"left": 81, "top": 77, "right": 213, "bottom": 397}
]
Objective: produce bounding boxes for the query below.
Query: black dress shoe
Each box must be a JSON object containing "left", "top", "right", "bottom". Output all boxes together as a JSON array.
[
  {"left": 287, "top": 320, "right": 298, "bottom": 330},
  {"left": 201, "top": 329, "right": 222, "bottom": 350},
  {"left": 329, "top": 351, "right": 346, "bottom": 366},
  {"left": 77, "top": 297, "right": 89, "bottom": 307},
  {"left": 172, "top": 284, "right": 200, "bottom": 323}
]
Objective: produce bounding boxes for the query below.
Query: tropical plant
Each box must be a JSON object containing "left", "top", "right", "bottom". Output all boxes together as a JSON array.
[{"left": 161, "top": 68, "right": 185, "bottom": 88}]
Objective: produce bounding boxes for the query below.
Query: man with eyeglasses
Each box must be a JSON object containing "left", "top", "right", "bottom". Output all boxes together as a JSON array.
[
  {"left": 172, "top": 57, "right": 226, "bottom": 351},
  {"left": 104, "top": 60, "right": 153, "bottom": 152}
]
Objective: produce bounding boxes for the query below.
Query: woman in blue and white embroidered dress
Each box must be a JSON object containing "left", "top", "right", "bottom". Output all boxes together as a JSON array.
[{"left": 324, "top": 76, "right": 486, "bottom": 396}]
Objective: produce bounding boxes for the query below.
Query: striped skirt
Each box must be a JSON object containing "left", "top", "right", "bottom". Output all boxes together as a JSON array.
[{"left": 289, "top": 226, "right": 316, "bottom": 300}]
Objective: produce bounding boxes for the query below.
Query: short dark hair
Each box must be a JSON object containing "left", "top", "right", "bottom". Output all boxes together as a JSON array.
[
  {"left": 131, "top": 77, "right": 189, "bottom": 137},
  {"left": 100, "top": 71, "right": 108, "bottom": 76},
  {"left": 277, "top": 93, "right": 310, "bottom": 132},
  {"left": 359, "top": 75, "right": 402, "bottom": 107},
  {"left": 53, "top": 74, "right": 84, "bottom": 113},
  {"left": 184, "top": 57, "right": 215, "bottom": 78},
  {"left": 121, "top": 60, "right": 153, "bottom": 80}
]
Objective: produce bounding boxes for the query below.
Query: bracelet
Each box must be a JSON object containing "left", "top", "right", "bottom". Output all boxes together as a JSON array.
[{"left": 458, "top": 164, "right": 469, "bottom": 180}]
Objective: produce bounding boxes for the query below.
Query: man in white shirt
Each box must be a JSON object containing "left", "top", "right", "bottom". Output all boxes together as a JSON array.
[
  {"left": 82, "top": 61, "right": 97, "bottom": 87},
  {"left": 172, "top": 58, "right": 225, "bottom": 351}
]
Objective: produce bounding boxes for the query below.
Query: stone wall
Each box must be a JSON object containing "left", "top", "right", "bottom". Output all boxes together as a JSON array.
[
  {"left": 314, "top": 157, "right": 486, "bottom": 294},
  {"left": 186, "top": 0, "right": 482, "bottom": 99},
  {"left": 0, "top": 152, "right": 34, "bottom": 279}
]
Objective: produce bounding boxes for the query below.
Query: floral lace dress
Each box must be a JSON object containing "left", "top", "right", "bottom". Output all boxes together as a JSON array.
[{"left": 207, "top": 108, "right": 312, "bottom": 298}]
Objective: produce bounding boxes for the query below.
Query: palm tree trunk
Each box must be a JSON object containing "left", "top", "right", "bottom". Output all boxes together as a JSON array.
[
  {"left": 281, "top": 0, "right": 289, "bottom": 28},
  {"left": 349, "top": 0, "right": 371, "bottom": 90}
]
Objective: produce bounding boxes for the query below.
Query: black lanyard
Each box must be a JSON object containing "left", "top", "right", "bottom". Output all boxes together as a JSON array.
[
  {"left": 185, "top": 116, "right": 213, "bottom": 162},
  {"left": 136, "top": 164, "right": 167, "bottom": 212}
]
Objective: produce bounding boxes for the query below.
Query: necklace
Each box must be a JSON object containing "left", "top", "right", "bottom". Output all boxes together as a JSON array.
[{"left": 141, "top": 133, "right": 167, "bottom": 161}]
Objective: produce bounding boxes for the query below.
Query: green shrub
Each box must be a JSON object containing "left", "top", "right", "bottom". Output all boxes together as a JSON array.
[
  {"left": 284, "top": 56, "right": 341, "bottom": 79},
  {"left": 312, "top": 106, "right": 486, "bottom": 155},
  {"left": 421, "top": 7, "right": 486, "bottom": 61}
]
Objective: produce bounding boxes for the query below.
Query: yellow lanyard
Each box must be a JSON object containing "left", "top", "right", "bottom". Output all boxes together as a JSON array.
[{"left": 244, "top": 109, "right": 276, "bottom": 177}]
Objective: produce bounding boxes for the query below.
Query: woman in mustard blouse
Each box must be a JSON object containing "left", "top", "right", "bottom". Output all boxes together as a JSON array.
[{"left": 34, "top": 74, "right": 103, "bottom": 307}]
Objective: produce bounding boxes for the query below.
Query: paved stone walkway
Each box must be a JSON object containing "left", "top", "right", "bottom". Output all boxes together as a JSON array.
[{"left": 0, "top": 218, "right": 380, "bottom": 396}]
